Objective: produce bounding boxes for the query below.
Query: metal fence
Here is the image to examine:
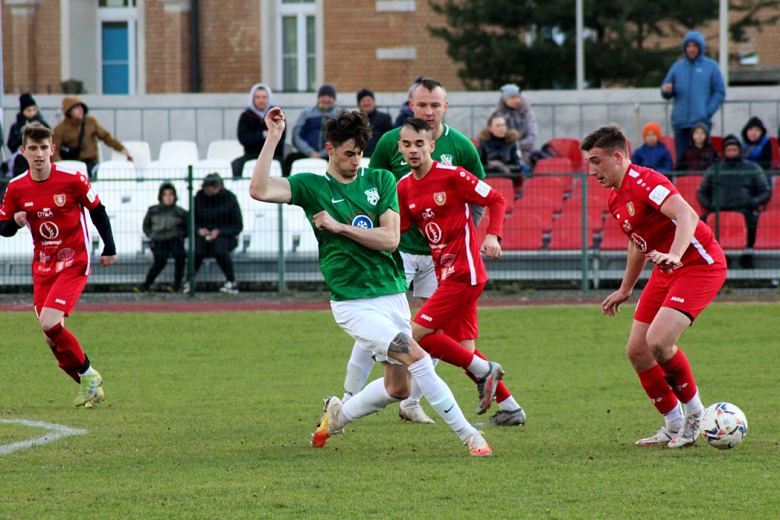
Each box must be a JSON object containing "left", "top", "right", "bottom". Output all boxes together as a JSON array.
[{"left": 1, "top": 165, "right": 777, "bottom": 293}]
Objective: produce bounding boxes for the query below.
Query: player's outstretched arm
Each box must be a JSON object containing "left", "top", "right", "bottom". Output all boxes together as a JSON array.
[
  {"left": 647, "top": 194, "right": 697, "bottom": 268},
  {"left": 603, "top": 241, "right": 646, "bottom": 316},
  {"left": 88, "top": 203, "right": 117, "bottom": 267},
  {"left": 249, "top": 107, "right": 292, "bottom": 204},
  {"left": 313, "top": 208, "right": 400, "bottom": 253}
]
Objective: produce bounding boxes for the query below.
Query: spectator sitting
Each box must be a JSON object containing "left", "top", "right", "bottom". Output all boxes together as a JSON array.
[
  {"left": 676, "top": 122, "right": 720, "bottom": 173},
  {"left": 493, "top": 84, "right": 538, "bottom": 159},
  {"left": 741, "top": 116, "right": 772, "bottom": 171},
  {"left": 477, "top": 114, "right": 522, "bottom": 177},
  {"left": 698, "top": 134, "right": 772, "bottom": 268},
  {"left": 187, "top": 173, "right": 243, "bottom": 294},
  {"left": 631, "top": 122, "right": 673, "bottom": 174},
  {"left": 283, "top": 83, "right": 340, "bottom": 176},
  {"left": 7, "top": 93, "right": 50, "bottom": 178},
  {"left": 137, "top": 182, "right": 188, "bottom": 293},
  {"left": 357, "top": 88, "right": 393, "bottom": 158},
  {"left": 393, "top": 76, "right": 424, "bottom": 128},
  {"left": 52, "top": 96, "right": 132, "bottom": 178},
  {"left": 232, "top": 83, "right": 285, "bottom": 178}
]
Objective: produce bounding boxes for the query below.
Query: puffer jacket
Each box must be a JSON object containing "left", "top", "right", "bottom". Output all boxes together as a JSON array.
[
  {"left": 631, "top": 142, "right": 674, "bottom": 173},
  {"left": 477, "top": 128, "right": 522, "bottom": 170},
  {"left": 741, "top": 116, "right": 773, "bottom": 171},
  {"left": 142, "top": 204, "right": 188, "bottom": 242},
  {"left": 493, "top": 96, "right": 537, "bottom": 154},
  {"left": 698, "top": 158, "right": 772, "bottom": 212}
]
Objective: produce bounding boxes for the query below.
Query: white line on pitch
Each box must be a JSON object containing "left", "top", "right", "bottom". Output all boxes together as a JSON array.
[{"left": 0, "top": 419, "right": 88, "bottom": 456}]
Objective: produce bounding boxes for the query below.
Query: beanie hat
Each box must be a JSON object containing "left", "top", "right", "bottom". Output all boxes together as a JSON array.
[
  {"left": 721, "top": 134, "right": 742, "bottom": 152},
  {"left": 317, "top": 84, "right": 337, "bottom": 99},
  {"left": 19, "top": 93, "right": 36, "bottom": 112},
  {"left": 356, "top": 88, "right": 374, "bottom": 103},
  {"left": 500, "top": 84, "right": 521, "bottom": 101},
  {"left": 642, "top": 122, "right": 662, "bottom": 140}
]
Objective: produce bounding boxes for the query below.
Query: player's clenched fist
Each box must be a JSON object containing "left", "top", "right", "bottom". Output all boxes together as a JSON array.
[
  {"left": 480, "top": 235, "right": 501, "bottom": 259},
  {"left": 14, "top": 211, "right": 28, "bottom": 227},
  {"left": 313, "top": 210, "right": 342, "bottom": 234},
  {"left": 264, "top": 107, "right": 286, "bottom": 136},
  {"left": 100, "top": 255, "right": 117, "bottom": 267}
]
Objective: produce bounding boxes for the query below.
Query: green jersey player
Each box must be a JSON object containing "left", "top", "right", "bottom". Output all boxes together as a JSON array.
[{"left": 249, "top": 107, "right": 492, "bottom": 456}]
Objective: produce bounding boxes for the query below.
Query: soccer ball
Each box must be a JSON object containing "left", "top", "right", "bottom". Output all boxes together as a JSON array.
[{"left": 699, "top": 402, "right": 748, "bottom": 450}]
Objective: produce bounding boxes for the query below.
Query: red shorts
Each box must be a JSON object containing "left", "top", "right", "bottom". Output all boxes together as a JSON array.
[
  {"left": 634, "top": 263, "right": 726, "bottom": 324},
  {"left": 413, "top": 281, "right": 485, "bottom": 342},
  {"left": 34, "top": 269, "right": 88, "bottom": 318}
]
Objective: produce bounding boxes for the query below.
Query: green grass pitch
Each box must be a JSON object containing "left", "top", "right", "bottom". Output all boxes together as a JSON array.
[{"left": 1, "top": 303, "right": 778, "bottom": 519}]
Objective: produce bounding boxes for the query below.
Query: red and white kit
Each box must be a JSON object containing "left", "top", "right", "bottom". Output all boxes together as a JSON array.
[
  {"left": 608, "top": 164, "right": 726, "bottom": 322},
  {"left": 398, "top": 161, "right": 505, "bottom": 339}
]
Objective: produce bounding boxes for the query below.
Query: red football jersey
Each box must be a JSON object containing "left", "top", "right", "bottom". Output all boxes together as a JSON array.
[
  {"left": 607, "top": 164, "right": 724, "bottom": 271},
  {"left": 0, "top": 165, "right": 101, "bottom": 282},
  {"left": 398, "top": 161, "right": 506, "bottom": 285}
]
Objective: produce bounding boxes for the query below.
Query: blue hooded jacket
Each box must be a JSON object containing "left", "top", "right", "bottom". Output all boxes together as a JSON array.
[
  {"left": 631, "top": 142, "right": 674, "bottom": 173},
  {"left": 661, "top": 31, "right": 726, "bottom": 129}
]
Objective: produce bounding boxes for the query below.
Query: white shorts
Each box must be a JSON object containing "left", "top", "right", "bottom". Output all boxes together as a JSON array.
[
  {"left": 400, "top": 252, "right": 438, "bottom": 299},
  {"left": 331, "top": 293, "right": 412, "bottom": 365}
]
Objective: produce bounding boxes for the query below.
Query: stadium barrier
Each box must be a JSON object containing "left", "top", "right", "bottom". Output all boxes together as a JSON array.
[{"left": 1, "top": 166, "right": 778, "bottom": 293}]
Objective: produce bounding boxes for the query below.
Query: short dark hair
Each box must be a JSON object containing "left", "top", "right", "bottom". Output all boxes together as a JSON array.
[
  {"left": 324, "top": 110, "right": 372, "bottom": 151},
  {"left": 401, "top": 117, "right": 433, "bottom": 137},
  {"left": 580, "top": 124, "right": 629, "bottom": 155},
  {"left": 413, "top": 78, "right": 445, "bottom": 98},
  {"left": 22, "top": 123, "right": 53, "bottom": 146},
  {"left": 158, "top": 182, "right": 178, "bottom": 203},
  {"left": 202, "top": 172, "right": 223, "bottom": 188}
]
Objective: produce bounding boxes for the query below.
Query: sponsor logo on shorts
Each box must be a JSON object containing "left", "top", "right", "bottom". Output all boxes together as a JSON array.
[
  {"left": 55, "top": 299, "right": 67, "bottom": 305},
  {"left": 53, "top": 193, "right": 67, "bottom": 207},
  {"left": 364, "top": 188, "right": 380, "bottom": 206},
  {"left": 39, "top": 221, "right": 60, "bottom": 240},
  {"left": 37, "top": 208, "right": 53, "bottom": 218},
  {"left": 425, "top": 222, "right": 442, "bottom": 243},
  {"left": 24, "top": 201, "right": 34, "bottom": 207},
  {"left": 420, "top": 314, "right": 433, "bottom": 322},
  {"left": 433, "top": 192, "right": 446, "bottom": 206},
  {"left": 57, "top": 248, "right": 76, "bottom": 261},
  {"left": 670, "top": 296, "right": 685, "bottom": 303},
  {"left": 651, "top": 397, "right": 663, "bottom": 404},
  {"left": 351, "top": 215, "right": 374, "bottom": 229},
  {"left": 422, "top": 208, "right": 435, "bottom": 219}
]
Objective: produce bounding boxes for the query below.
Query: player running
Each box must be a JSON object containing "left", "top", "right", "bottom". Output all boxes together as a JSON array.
[
  {"left": 582, "top": 124, "right": 726, "bottom": 448},
  {"left": 250, "top": 108, "right": 492, "bottom": 456},
  {"left": 0, "top": 123, "right": 116, "bottom": 408},
  {"left": 397, "top": 118, "right": 526, "bottom": 426},
  {"left": 342, "top": 78, "right": 488, "bottom": 424}
]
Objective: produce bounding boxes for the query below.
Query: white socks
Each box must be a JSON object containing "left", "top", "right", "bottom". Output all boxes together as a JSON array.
[
  {"left": 79, "top": 366, "right": 95, "bottom": 377},
  {"left": 466, "top": 356, "right": 490, "bottom": 379},
  {"left": 683, "top": 389, "right": 703, "bottom": 415},
  {"left": 342, "top": 378, "right": 398, "bottom": 424},
  {"left": 401, "top": 357, "right": 439, "bottom": 407},
  {"left": 342, "top": 342, "right": 375, "bottom": 402},
  {"left": 664, "top": 402, "right": 684, "bottom": 430},
  {"left": 407, "top": 355, "right": 476, "bottom": 442},
  {"left": 498, "top": 395, "right": 519, "bottom": 411}
]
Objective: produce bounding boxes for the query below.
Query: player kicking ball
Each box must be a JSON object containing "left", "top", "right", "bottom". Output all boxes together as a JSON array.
[
  {"left": 250, "top": 108, "right": 492, "bottom": 456},
  {"left": 582, "top": 124, "right": 727, "bottom": 448},
  {"left": 397, "top": 118, "right": 526, "bottom": 427},
  {"left": 0, "top": 123, "right": 116, "bottom": 408}
]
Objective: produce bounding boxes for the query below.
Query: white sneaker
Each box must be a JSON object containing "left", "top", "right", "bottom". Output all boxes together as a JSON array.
[
  {"left": 464, "top": 431, "right": 492, "bottom": 456},
  {"left": 399, "top": 403, "right": 435, "bottom": 424},
  {"left": 219, "top": 281, "right": 239, "bottom": 294},
  {"left": 636, "top": 426, "right": 678, "bottom": 446},
  {"left": 311, "top": 396, "right": 345, "bottom": 448},
  {"left": 668, "top": 407, "right": 703, "bottom": 448},
  {"left": 182, "top": 281, "right": 191, "bottom": 294}
]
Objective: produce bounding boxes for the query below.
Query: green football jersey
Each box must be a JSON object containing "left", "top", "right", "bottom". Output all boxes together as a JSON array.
[
  {"left": 287, "top": 167, "right": 408, "bottom": 302},
  {"left": 369, "top": 124, "right": 485, "bottom": 255}
]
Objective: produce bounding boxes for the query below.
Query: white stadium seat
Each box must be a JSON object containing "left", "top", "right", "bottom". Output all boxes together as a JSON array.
[
  {"left": 193, "top": 158, "right": 232, "bottom": 180},
  {"left": 112, "top": 141, "right": 152, "bottom": 169},
  {"left": 96, "top": 160, "right": 137, "bottom": 180},
  {"left": 54, "top": 160, "right": 89, "bottom": 176},
  {"left": 110, "top": 218, "right": 145, "bottom": 255},
  {"left": 241, "top": 159, "right": 282, "bottom": 179},
  {"left": 360, "top": 157, "right": 371, "bottom": 168},
  {"left": 206, "top": 140, "right": 244, "bottom": 161},
  {"left": 290, "top": 158, "right": 328, "bottom": 176},
  {"left": 144, "top": 161, "right": 189, "bottom": 180},
  {"left": 158, "top": 140, "right": 199, "bottom": 164}
]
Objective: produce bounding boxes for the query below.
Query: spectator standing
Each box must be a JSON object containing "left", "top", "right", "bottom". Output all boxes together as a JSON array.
[
  {"left": 661, "top": 31, "right": 726, "bottom": 163},
  {"left": 187, "top": 173, "right": 243, "bottom": 294},
  {"left": 7, "top": 94, "right": 51, "bottom": 178},
  {"left": 52, "top": 96, "right": 132, "bottom": 179},
  {"left": 136, "top": 182, "right": 188, "bottom": 293},
  {"left": 676, "top": 123, "right": 720, "bottom": 173},
  {"left": 477, "top": 113, "right": 522, "bottom": 176},
  {"left": 698, "top": 134, "right": 772, "bottom": 267},
  {"left": 283, "top": 84, "right": 340, "bottom": 176},
  {"left": 741, "top": 116, "right": 773, "bottom": 172},
  {"left": 393, "top": 76, "right": 424, "bottom": 128},
  {"left": 232, "top": 83, "right": 286, "bottom": 178},
  {"left": 631, "top": 123, "right": 674, "bottom": 174},
  {"left": 357, "top": 88, "right": 393, "bottom": 158},
  {"left": 493, "top": 84, "right": 538, "bottom": 159}
]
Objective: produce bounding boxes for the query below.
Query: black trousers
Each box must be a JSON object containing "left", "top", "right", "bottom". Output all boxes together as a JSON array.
[
  {"left": 194, "top": 235, "right": 237, "bottom": 282},
  {"left": 143, "top": 238, "right": 186, "bottom": 288}
]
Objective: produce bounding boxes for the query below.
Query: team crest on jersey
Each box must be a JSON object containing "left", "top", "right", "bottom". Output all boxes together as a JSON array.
[
  {"left": 364, "top": 188, "right": 380, "bottom": 206},
  {"left": 351, "top": 215, "right": 374, "bottom": 229},
  {"left": 53, "top": 193, "right": 67, "bottom": 207},
  {"left": 626, "top": 201, "right": 635, "bottom": 216},
  {"left": 434, "top": 192, "right": 447, "bottom": 206},
  {"left": 440, "top": 154, "right": 454, "bottom": 165}
]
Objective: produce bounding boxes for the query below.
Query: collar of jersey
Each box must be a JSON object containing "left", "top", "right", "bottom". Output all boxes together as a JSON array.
[{"left": 325, "top": 167, "right": 364, "bottom": 185}]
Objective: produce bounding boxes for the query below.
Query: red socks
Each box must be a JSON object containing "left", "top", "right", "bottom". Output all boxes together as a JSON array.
[
  {"left": 659, "top": 348, "right": 698, "bottom": 403},
  {"left": 637, "top": 364, "right": 679, "bottom": 414},
  {"left": 45, "top": 323, "right": 86, "bottom": 383},
  {"left": 417, "top": 333, "right": 475, "bottom": 370}
]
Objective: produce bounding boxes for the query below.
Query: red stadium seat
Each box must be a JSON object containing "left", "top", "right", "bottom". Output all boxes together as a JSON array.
[
  {"left": 765, "top": 190, "right": 780, "bottom": 211},
  {"left": 771, "top": 136, "right": 779, "bottom": 170},
  {"left": 586, "top": 176, "right": 611, "bottom": 205},
  {"left": 705, "top": 212, "right": 747, "bottom": 249},
  {"left": 600, "top": 219, "right": 630, "bottom": 251},
  {"left": 562, "top": 195, "right": 605, "bottom": 233},
  {"left": 502, "top": 213, "right": 544, "bottom": 250},
  {"left": 484, "top": 177, "right": 515, "bottom": 213},
  {"left": 521, "top": 177, "right": 567, "bottom": 213},
  {"left": 534, "top": 158, "right": 574, "bottom": 175},
  {"left": 754, "top": 210, "right": 780, "bottom": 249},
  {"left": 514, "top": 196, "right": 554, "bottom": 232},
  {"left": 659, "top": 136, "right": 676, "bottom": 168},
  {"left": 674, "top": 175, "right": 705, "bottom": 216},
  {"left": 548, "top": 212, "right": 594, "bottom": 250},
  {"left": 546, "top": 138, "right": 583, "bottom": 167}
]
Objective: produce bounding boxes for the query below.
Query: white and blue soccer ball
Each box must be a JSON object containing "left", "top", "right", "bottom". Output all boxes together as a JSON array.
[{"left": 699, "top": 402, "right": 748, "bottom": 450}]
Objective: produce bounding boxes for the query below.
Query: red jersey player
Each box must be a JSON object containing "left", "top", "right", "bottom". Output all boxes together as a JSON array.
[
  {"left": 397, "top": 118, "right": 526, "bottom": 425},
  {"left": 582, "top": 124, "right": 726, "bottom": 448},
  {"left": 0, "top": 123, "right": 117, "bottom": 408}
]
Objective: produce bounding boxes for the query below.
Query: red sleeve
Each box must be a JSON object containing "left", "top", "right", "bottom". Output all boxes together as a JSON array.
[
  {"left": 453, "top": 170, "right": 506, "bottom": 238},
  {"left": 397, "top": 181, "right": 412, "bottom": 234},
  {"left": 634, "top": 169, "right": 678, "bottom": 211},
  {"left": 0, "top": 182, "right": 19, "bottom": 220},
  {"left": 75, "top": 172, "right": 101, "bottom": 210}
]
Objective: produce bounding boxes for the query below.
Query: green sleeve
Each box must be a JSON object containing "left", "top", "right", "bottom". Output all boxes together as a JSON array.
[
  {"left": 369, "top": 133, "right": 393, "bottom": 171},
  {"left": 287, "top": 173, "right": 314, "bottom": 209},
  {"left": 377, "top": 170, "right": 399, "bottom": 216},
  {"left": 460, "top": 136, "right": 486, "bottom": 179}
]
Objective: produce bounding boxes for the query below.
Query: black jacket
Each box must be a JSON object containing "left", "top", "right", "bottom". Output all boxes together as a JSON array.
[
  {"left": 194, "top": 188, "right": 243, "bottom": 237},
  {"left": 741, "top": 116, "right": 773, "bottom": 171},
  {"left": 143, "top": 203, "right": 188, "bottom": 242},
  {"left": 698, "top": 159, "right": 772, "bottom": 212},
  {"left": 477, "top": 128, "right": 522, "bottom": 173},
  {"left": 237, "top": 109, "right": 285, "bottom": 160},
  {"left": 364, "top": 110, "right": 393, "bottom": 158},
  {"left": 7, "top": 112, "right": 50, "bottom": 152}
]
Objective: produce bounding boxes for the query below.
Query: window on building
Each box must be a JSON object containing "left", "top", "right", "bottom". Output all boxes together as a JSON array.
[
  {"left": 278, "top": 0, "right": 317, "bottom": 92},
  {"left": 98, "top": 0, "right": 137, "bottom": 94}
]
